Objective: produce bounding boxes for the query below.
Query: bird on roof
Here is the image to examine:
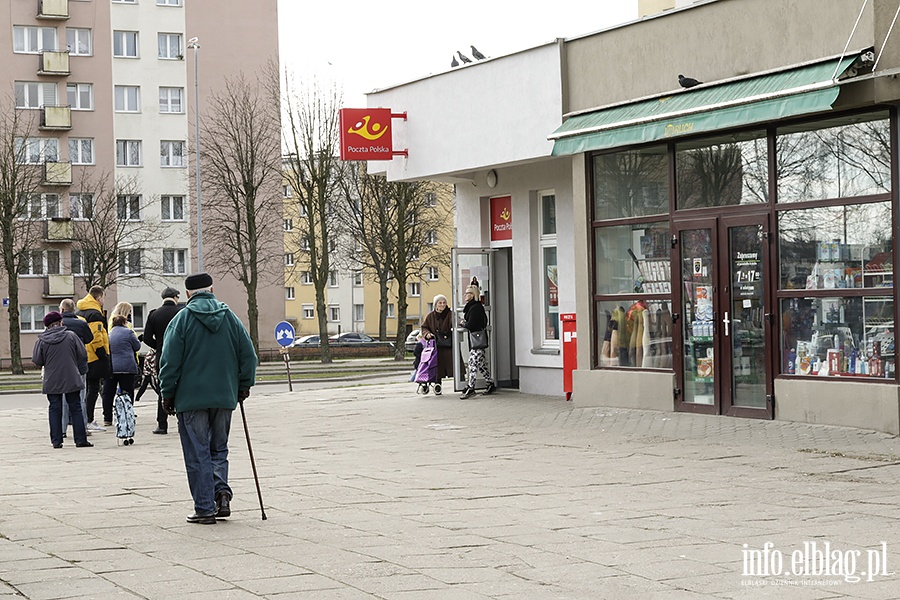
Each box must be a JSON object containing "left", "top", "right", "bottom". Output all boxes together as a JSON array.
[
  {"left": 471, "top": 45, "right": 486, "bottom": 60},
  {"left": 457, "top": 51, "right": 472, "bottom": 64},
  {"left": 451, "top": 55, "right": 459, "bottom": 68},
  {"left": 678, "top": 74, "right": 702, "bottom": 88}
]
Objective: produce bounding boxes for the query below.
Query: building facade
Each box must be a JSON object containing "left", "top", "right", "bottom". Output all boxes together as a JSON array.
[
  {"left": 0, "top": 0, "right": 281, "bottom": 363},
  {"left": 369, "top": 0, "right": 900, "bottom": 433}
]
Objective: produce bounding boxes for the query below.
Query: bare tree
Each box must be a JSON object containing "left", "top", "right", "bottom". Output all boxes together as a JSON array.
[
  {"left": 199, "top": 72, "right": 283, "bottom": 355},
  {"left": 282, "top": 76, "right": 344, "bottom": 363},
  {"left": 0, "top": 103, "right": 47, "bottom": 374},
  {"left": 69, "top": 169, "right": 165, "bottom": 289}
]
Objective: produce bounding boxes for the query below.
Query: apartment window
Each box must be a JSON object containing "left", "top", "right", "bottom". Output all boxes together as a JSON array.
[
  {"left": 68, "top": 138, "right": 94, "bottom": 165},
  {"left": 538, "top": 190, "right": 559, "bottom": 345},
  {"left": 301, "top": 271, "right": 313, "bottom": 284},
  {"left": 116, "top": 140, "right": 141, "bottom": 166},
  {"left": 409, "top": 282, "right": 421, "bottom": 297},
  {"left": 21, "top": 194, "right": 59, "bottom": 220},
  {"left": 284, "top": 253, "right": 294, "bottom": 266},
  {"left": 69, "top": 193, "right": 93, "bottom": 220},
  {"left": 71, "top": 249, "right": 85, "bottom": 275},
  {"left": 157, "top": 0, "right": 183, "bottom": 5},
  {"left": 20, "top": 305, "right": 56, "bottom": 332},
  {"left": 47, "top": 250, "right": 60, "bottom": 275},
  {"left": 157, "top": 33, "right": 182, "bottom": 59},
  {"left": 427, "top": 303, "right": 434, "bottom": 313},
  {"left": 160, "top": 141, "right": 185, "bottom": 167},
  {"left": 299, "top": 204, "right": 308, "bottom": 217},
  {"left": 67, "top": 83, "right": 93, "bottom": 110},
  {"left": 15, "top": 82, "right": 56, "bottom": 109},
  {"left": 427, "top": 266, "right": 439, "bottom": 281},
  {"left": 132, "top": 304, "right": 145, "bottom": 329},
  {"left": 114, "top": 86, "right": 140, "bottom": 112},
  {"left": 112, "top": 0, "right": 137, "bottom": 3},
  {"left": 118, "top": 250, "right": 142, "bottom": 275},
  {"left": 113, "top": 31, "right": 139, "bottom": 58},
  {"left": 387, "top": 303, "right": 395, "bottom": 319},
  {"left": 159, "top": 87, "right": 183, "bottom": 113},
  {"left": 160, "top": 195, "right": 184, "bottom": 221},
  {"left": 425, "top": 230, "right": 438, "bottom": 245},
  {"left": 424, "top": 192, "right": 437, "bottom": 207},
  {"left": 302, "top": 304, "right": 314, "bottom": 318},
  {"left": 352, "top": 270, "right": 363, "bottom": 286},
  {"left": 116, "top": 195, "right": 141, "bottom": 221},
  {"left": 13, "top": 26, "right": 56, "bottom": 54},
  {"left": 353, "top": 304, "right": 365, "bottom": 322},
  {"left": 285, "top": 287, "right": 296, "bottom": 300},
  {"left": 329, "top": 270, "right": 339, "bottom": 287},
  {"left": 300, "top": 236, "right": 310, "bottom": 251},
  {"left": 18, "top": 250, "right": 58, "bottom": 275},
  {"left": 162, "top": 249, "right": 186, "bottom": 274},
  {"left": 283, "top": 218, "right": 293, "bottom": 231},
  {"left": 329, "top": 306, "right": 340, "bottom": 322},
  {"left": 282, "top": 185, "right": 292, "bottom": 198},
  {"left": 16, "top": 137, "right": 58, "bottom": 164},
  {"left": 65, "top": 28, "right": 92, "bottom": 56}
]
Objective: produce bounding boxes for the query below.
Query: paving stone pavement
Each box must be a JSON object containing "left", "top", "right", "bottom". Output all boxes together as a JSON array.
[{"left": 1, "top": 382, "right": 900, "bottom": 599}]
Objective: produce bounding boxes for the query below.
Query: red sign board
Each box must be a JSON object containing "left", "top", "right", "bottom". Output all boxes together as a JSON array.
[
  {"left": 339, "top": 108, "right": 393, "bottom": 161},
  {"left": 490, "top": 195, "right": 512, "bottom": 242}
]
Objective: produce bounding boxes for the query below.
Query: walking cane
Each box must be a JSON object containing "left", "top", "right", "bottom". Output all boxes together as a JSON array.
[{"left": 238, "top": 399, "right": 267, "bottom": 520}]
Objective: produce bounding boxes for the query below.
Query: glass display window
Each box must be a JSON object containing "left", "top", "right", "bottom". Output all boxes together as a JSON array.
[
  {"left": 594, "top": 221, "right": 671, "bottom": 295},
  {"left": 675, "top": 130, "right": 768, "bottom": 209},
  {"left": 593, "top": 146, "right": 668, "bottom": 220},
  {"left": 596, "top": 300, "right": 673, "bottom": 369}
]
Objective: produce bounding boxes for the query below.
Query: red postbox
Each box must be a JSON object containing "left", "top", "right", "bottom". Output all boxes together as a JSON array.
[{"left": 561, "top": 313, "right": 576, "bottom": 401}]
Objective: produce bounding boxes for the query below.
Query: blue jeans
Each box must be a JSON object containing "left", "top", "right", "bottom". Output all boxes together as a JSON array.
[
  {"left": 177, "top": 408, "right": 233, "bottom": 516},
  {"left": 49, "top": 391, "right": 88, "bottom": 446}
]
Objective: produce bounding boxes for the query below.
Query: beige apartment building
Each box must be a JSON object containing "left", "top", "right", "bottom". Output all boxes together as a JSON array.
[{"left": 0, "top": 0, "right": 281, "bottom": 365}]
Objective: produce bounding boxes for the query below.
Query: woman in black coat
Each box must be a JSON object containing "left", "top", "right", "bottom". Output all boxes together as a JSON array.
[{"left": 460, "top": 285, "right": 496, "bottom": 399}]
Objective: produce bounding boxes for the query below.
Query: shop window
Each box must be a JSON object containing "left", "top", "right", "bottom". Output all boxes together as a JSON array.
[
  {"left": 594, "top": 221, "right": 670, "bottom": 296},
  {"left": 675, "top": 130, "right": 768, "bottom": 209},
  {"left": 781, "top": 297, "right": 894, "bottom": 379},
  {"left": 539, "top": 191, "right": 559, "bottom": 344},
  {"left": 776, "top": 112, "right": 890, "bottom": 203},
  {"left": 596, "top": 301, "right": 673, "bottom": 369},
  {"left": 778, "top": 201, "right": 892, "bottom": 290},
  {"left": 592, "top": 146, "right": 668, "bottom": 220}
]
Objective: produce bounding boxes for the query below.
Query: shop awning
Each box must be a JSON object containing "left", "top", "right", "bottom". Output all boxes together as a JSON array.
[{"left": 550, "top": 54, "right": 861, "bottom": 156}]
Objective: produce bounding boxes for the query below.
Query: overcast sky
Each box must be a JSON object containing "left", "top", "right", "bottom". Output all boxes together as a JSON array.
[{"left": 277, "top": 1, "right": 639, "bottom": 106}]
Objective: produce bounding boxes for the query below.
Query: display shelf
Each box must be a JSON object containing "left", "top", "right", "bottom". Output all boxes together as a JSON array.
[{"left": 690, "top": 335, "right": 713, "bottom": 343}]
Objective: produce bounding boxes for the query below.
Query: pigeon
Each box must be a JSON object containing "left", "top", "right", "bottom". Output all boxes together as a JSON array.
[
  {"left": 471, "top": 45, "right": 486, "bottom": 60},
  {"left": 678, "top": 74, "right": 702, "bottom": 88},
  {"left": 457, "top": 51, "right": 472, "bottom": 64},
  {"left": 451, "top": 55, "right": 459, "bottom": 68}
]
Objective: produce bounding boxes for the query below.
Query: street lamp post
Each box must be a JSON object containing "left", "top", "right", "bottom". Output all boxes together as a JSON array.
[{"left": 187, "top": 36, "right": 203, "bottom": 272}]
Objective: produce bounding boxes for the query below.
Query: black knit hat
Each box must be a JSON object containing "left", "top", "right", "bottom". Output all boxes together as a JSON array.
[
  {"left": 161, "top": 286, "right": 180, "bottom": 299},
  {"left": 184, "top": 272, "right": 213, "bottom": 291}
]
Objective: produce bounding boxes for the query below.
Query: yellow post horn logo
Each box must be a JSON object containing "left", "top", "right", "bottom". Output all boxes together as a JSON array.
[
  {"left": 348, "top": 115, "right": 388, "bottom": 141},
  {"left": 500, "top": 207, "right": 511, "bottom": 221}
]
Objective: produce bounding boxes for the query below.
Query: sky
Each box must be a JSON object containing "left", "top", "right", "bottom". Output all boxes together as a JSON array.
[{"left": 277, "top": 0, "right": 639, "bottom": 107}]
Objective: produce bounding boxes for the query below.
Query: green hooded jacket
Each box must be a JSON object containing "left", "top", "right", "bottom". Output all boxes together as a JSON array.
[{"left": 158, "top": 292, "right": 257, "bottom": 412}]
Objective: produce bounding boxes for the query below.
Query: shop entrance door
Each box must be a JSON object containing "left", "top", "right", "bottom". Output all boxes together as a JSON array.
[
  {"left": 451, "top": 248, "right": 497, "bottom": 392},
  {"left": 674, "top": 213, "right": 774, "bottom": 418}
]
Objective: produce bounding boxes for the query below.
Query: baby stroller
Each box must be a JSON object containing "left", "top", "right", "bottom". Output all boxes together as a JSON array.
[{"left": 414, "top": 339, "right": 438, "bottom": 394}]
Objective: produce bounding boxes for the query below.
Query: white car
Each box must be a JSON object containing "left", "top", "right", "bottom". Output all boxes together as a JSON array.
[
  {"left": 405, "top": 329, "right": 420, "bottom": 352},
  {"left": 290, "top": 334, "right": 320, "bottom": 347}
]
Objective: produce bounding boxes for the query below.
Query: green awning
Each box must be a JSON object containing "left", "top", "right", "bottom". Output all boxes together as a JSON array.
[{"left": 550, "top": 55, "right": 860, "bottom": 156}]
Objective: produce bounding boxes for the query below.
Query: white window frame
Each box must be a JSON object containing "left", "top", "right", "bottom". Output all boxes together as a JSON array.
[
  {"left": 157, "top": 33, "right": 182, "bottom": 59},
  {"left": 162, "top": 249, "right": 187, "bottom": 275},
  {"left": 65, "top": 28, "right": 92, "bottom": 56},
  {"left": 71, "top": 249, "right": 86, "bottom": 275},
  {"left": 68, "top": 138, "right": 94, "bottom": 165},
  {"left": 425, "top": 230, "right": 438, "bottom": 245},
  {"left": 284, "top": 253, "right": 294, "bottom": 266},
  {"left": 387, "top": 303, "right": 395, "bottom": 319},
  {"left": 427, "top": 266, "right": 439, "bottom": 281},
  {"left": 13, "top": 26, "right": 56, "bottom": 54},
  {"left": 352, "top": 270, "right": 363, "bottom": 286},
  {"left": 301, "top": 271, "right": 313, "bottom": 285},
  {"left": 117, "top": 195, "right": 141, "bottom": 221},
  {"left": 424, "top": 192, "right": 437, "bottom": 207},
  {"left": 118, "top": 249, "right": 142, "bottom": 275},
  {"left": 329, "top": 306, "right": 340, "bottom": 322},
  {"left": 286, "top": 287, "right": 296, "bottom": 301},
  {"left": 21, "top": 194, "right": 60, "bottom": 220},
  {"left": 114, "top": 85, "right": 140, "bottom": 112},
  {"left": 299, "top": 204, "right": 308, "bottom": 217},
  {"left": 16, "top": 137, "right": 58, "bottom": 164},
  {"left": 15, "top": 82, "right": 56, "bottom": 109},
  {"left": 409, "top": 282, "right": 421, "bottom": 297},
  {"left": 329, "top": 270, "right": 339, "bottom": 287},
  {"left": 113, "top": 31, "right": 139, "bottom": 58},
  {"left": 538, "top": 189, "right": 559, "bottom": 347},
  {"left": 19, "top": 250, "right": 59, "bottom": 276},
  {"left": 302, "top": 304, "right": 315, "bottom": 318},
  {"left": 20, "top": 305, "right": 57, "bottom": 332},
  {"left": 132, "top": 304, "right": 145, "bottom": 329},
  {"left": 353, "top": 304, "right": 365, "bottom": 322},
  {"left": 67, "top": 83, "right": 93, "bottom": 110},
  {"left": 116, "top": 140, "right": 141, "bottom": 167},
  {"left": 158, "top": 87, "right": 183, "bottom": 113},
  {"left": 283, "top": 218, "right": 293, "bottom": 232},
  {"left": 160, "top": 141, "right": 185, "bottom": 167},
  {"left": 282, "top": 185, "right": 292, "bottom": 198},
  {"left": 157, "top": 0, "right": 183, "bottom": 5},
  {"left": 160, "top": 195, "right": 184, "bottom": 221},
  {"left": 69, "top": 193, "right": 93, "bottom": 220}
]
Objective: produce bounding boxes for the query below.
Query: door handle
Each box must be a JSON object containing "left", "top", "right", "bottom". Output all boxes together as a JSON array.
[{"left": 723, "top": 311, "right": 730, "bottom": 337}]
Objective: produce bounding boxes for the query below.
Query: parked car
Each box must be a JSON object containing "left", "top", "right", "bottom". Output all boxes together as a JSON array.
[
  {"left": 329, "top": 332, "right": 375, "bottom": 343},
  {"left": 290, "top": 334, "right": 320, "bottom": 347},
  {"left": 405, "top": 329, "right": 421, "bottom": 352}
]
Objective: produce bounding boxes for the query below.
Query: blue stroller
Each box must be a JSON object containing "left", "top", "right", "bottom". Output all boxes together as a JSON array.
[{"left": 414, "top": 339, "right": 438, "bottom": 394}]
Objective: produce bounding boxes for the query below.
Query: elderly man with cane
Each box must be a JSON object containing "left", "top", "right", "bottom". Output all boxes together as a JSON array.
[{"left": 159, "top": 272, "right": 257, "bottom": 524}]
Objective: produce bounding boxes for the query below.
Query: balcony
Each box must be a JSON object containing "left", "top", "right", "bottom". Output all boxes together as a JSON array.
[
  {"left": 40, "top": 105, "right": 72, "bottom": 130},
  {"left": 43, "top": 161, "right": 72, "bottom": 186},
  {"left": 45, "top": 274, "right": 75, "bottom": 298},
  {"left": 38, "top": 51, "right": 70, "bottom": 76},
  {"left": 45, "top": 218, "right": 74, "bottom": 242},
  {"left": 37, "top": 0, "right": 68, "bottom": 19}
]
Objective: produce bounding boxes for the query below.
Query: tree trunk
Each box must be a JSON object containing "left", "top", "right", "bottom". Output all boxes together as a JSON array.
[
  {"left": 246, "top": 281, "right": 260, "bottom": 359},
  {"left": 378, "top": 280, "right": 389, "bottom": 340},
  {"left": 6, "top": 278, "right": 24, "bottom": 375},
  {"left": 315, "top": 280, "right": 332, "bottom": 364},
  {"left": 394, "top": 273, "right": 409, "bottom": 361}
]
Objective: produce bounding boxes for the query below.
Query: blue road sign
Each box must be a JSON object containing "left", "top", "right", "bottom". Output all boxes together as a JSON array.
[{"left": 275, "top": 321, "right": 295, "bottom": 347}]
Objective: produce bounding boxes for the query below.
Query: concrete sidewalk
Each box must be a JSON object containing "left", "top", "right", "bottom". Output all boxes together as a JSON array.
[{"left": 1, "top": 383, "right": 899, "bottom": 599}]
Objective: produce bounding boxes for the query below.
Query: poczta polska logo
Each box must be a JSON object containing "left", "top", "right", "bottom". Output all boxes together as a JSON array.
[{"left": 346, "top": 114, "right": 391, "bottom": 156}]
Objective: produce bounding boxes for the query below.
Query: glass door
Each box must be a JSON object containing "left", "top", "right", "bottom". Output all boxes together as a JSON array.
[
  {"left": 674, "top": 214, "right": 773, "bottom": 418},
  {"left": 451, "top": 248, "right": 496, "bottom": 392}
]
